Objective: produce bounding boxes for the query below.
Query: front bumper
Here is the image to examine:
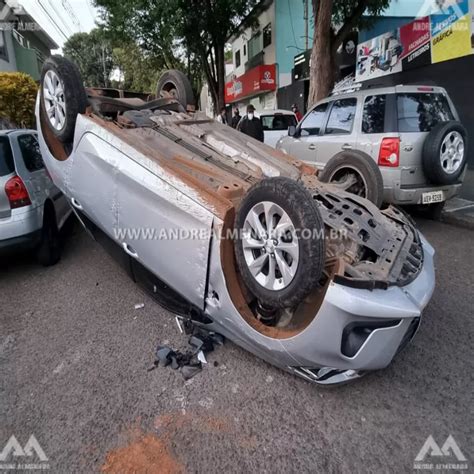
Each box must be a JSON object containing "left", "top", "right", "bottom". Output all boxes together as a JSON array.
[{"left": 205, "top": 216, "right": 435, "bottom": 385}]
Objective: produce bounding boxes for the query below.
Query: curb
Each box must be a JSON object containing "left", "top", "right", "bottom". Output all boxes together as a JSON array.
[{"left": 441, "top": 198, "right": 474, "bottom": 230}]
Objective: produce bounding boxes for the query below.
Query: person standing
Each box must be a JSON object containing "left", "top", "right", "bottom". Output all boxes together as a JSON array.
[
  {"left": 292, "top": 103, "right": 303, "bottom": 122},
  {"left": 237, "top": 104, "right": 264, "bottom": 142},
  {"left": 231, "top": 107, "right": 241, "bottom": 128},
  {"left": 216, "top": 107, "right": 228, "bottom": 125}
]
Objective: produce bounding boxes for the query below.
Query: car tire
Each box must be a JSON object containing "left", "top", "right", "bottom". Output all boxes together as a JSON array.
[
  {"left": 156, "top": 70, "right": 195, "bottom": 109},
  {"left": 40, "top": 55, "right": 88, "bottom": 143},
  {"left": 37, "top": 208, "right": 61, "bottom": 266},
  {"left": 422, "top": 121, "right": 467, "bottom": 185},
  {"left": 319, "top": 150, "right": 384, "bottom": 208},
  {"left": 234, "top": 177, "right": 325, "bottom": 309}
]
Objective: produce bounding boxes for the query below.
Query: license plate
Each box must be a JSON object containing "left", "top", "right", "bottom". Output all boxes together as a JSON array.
[{"left": 422, "top": 190, "right": 444, "bottom": 204}]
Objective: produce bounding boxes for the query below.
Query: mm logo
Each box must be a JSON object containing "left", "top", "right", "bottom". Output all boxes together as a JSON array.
[
  {"left": 414, "top": 435, "right": 468, "bottom": 470},
  {"left": 0, "top": 435, "right": 48, "bottom": 462}
]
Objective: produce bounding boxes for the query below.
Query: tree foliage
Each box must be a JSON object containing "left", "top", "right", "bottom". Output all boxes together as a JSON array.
[
  {"left": 0, "top": 72, "right": 38, "bottom": 128},
  {"left": 308, "top": 0, "right": 391, "bottom": 106},
  {"left": 111, "top": 44, "right": 163, "bottom": 93},
  {"left": 63, "top": 29, "right": 114, "bottom": 87},
  {"left": 95, "top": 0, "right": 259, "bottom": 113}
]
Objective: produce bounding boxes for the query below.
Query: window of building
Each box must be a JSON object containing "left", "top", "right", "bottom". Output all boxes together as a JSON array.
[
  {"left": 0, "top": 31, "right": 9, "bottom": 62},
  {"left": 325, "top": 98, "right": 357, "bottom": 135},
  {"left": 300, "top": 103, "right": 328, "bottom": 136},
  {"left": 17, "top": 134, "right": 44, "bottom": 172},
  {"left": 235, "top": 49, "right": 241, "bottom": 68},
  {"left": 248, "top": 33, "right": 262, "bottom": 59},
  {"left": 263, "top": 23, "right": 272, "bottom": 48},
  {"left": 243, "top": 44, "right": 247, "bottom": 56},
  {"left": 396, "top": 93, "right": 453, "bottom": 133},
  {"left": 362, "top": 95, "right": 386, "bottom": 134}
]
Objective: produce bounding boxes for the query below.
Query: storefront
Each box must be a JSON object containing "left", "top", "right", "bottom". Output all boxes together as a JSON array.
[
  {"left": 225, "top": 64, "right": 277, "bottom": 112},
  {"left": 355, "top": 0, "right": 474, "bottom": 167}
]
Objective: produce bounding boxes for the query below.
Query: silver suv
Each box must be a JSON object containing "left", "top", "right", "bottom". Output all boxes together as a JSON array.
[
  {"left": 276, "top": 85, "right": 467, "bottom": 213},
  {"left": 0, "top": 130, "right": 71, "bottom": 265}
]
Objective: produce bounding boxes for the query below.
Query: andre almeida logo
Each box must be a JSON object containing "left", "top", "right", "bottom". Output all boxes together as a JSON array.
[
  {"left": 414, "top": 434, "right": 468, "bottom": 470},
  {"left": 0, "top": 434, "right": 49, "bottom": 470}
]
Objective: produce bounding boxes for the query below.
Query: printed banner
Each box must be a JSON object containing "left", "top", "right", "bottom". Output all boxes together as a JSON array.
[
  {"left": 356, "top": 0, "right": 473, "bottom": 81},
  {"left": 431, "top": 0, "right": 471, "bottom": 62},
  {"left": 400, "top": 16, "right": 431, "bottom": 70},
  {"left": 356, "top": 30, "right": 403, "bottom": 81}
]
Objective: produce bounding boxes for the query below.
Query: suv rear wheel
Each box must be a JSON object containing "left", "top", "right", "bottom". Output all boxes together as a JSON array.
[
  {"left": 422, "top": 121, "right": 467, "bottom": 185},
  {"left": 319, "top": 151, "right": 384, "bottom": 208}
]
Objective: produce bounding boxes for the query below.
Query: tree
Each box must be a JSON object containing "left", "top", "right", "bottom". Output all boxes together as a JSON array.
[
  {"left": 63, "top": 29, "right": 114, "bottom": 87},
  {"left": 308, "top": 0, "right": 390, "bottom": 106},
  {"left": 112, "top": 44, "right": 163, "bottom": 93},
  {"left": 95, "top": 0, "right": 259, "bottom": 113},
  {"left": 0, "top": 72, "right": 38, "bottom": 128}
]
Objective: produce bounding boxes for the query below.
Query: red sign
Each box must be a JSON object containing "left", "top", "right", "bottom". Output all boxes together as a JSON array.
[
  {"left": 400, "top": 16, "right": 431, "bottom": 59},
  {"left": 225, "top": 64, "right": 277, "bottom": 103}
]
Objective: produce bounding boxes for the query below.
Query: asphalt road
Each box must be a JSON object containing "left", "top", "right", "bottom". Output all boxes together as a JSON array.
[{"left": 1, "top": 218, "right": 473, "bottom": 473}]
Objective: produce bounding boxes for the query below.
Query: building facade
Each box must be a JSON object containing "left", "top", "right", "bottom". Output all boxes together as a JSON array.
[
  {"left": 225, "top": 0, "right": 312, "bottom": 112},
  {"left": 0, "top": 0, "right": 58, "bottom": 80}
]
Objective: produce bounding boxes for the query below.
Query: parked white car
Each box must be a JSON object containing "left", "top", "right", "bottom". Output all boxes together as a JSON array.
[
  {"left": 0, "top": 129, "right": 71, "bottom": 265},
  {"left": 257, "top": 109, "right": 297, "bottom": 148}
]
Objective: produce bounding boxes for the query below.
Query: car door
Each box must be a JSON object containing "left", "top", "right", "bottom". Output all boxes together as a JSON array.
[
  {"left": 116, "top": 155, "right": 214, "bottom": 310},
  {"left": 318, "top": 97, "right": 358, "bottom": 163},
  {"left": 68, "top": 131, "right": 118, "bottom": 238},
  {"left": 14, "top": 133, "right": 47, "bottom": 209},
  {"left": 288, "top": 103, "right": 329, "bottom": 168},
  {"left": 0, "top": 135, "right": 15, "bottom": 221}
]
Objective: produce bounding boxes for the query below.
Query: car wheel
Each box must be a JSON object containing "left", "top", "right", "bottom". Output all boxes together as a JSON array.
[
  {"left": 37, "top": 209, "right": 61, "bottom": 266},
  {"left": 234, "top": 177, "right": 325, "bottom": 309},
  {"left": 319, "top": 150, "right": 384, "bottom": 208},
  {"left": 156, "top": 70, "right": 195, "bottom": 109},
  {"left": 40, "top": 55, "right": 88, "bottom": 143},
  {"left": 422, "top": 121, "right": 468, "bottom": 185}
]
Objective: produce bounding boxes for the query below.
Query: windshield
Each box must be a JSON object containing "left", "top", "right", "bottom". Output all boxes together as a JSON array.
[
  {"left": 0, "top": 136, "right": 15, "bottom": 177},
  {"left": 261, "top": 114, "right": 297, "bottom": 131}
]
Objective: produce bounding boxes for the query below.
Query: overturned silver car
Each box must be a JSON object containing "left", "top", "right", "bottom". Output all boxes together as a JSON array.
[{"left": 36, "top": 56, "right": 435, "bottom": 385}]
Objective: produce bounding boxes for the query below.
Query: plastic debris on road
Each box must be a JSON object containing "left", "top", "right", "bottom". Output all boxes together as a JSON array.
[{"left": 148, "top": 320, "right": 224, "bottom": 380}]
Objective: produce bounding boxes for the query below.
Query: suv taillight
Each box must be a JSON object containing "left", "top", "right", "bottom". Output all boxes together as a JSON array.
[
  {"left": 378, "top": 138, "right": 400, "bottom": 167},
  {"left": 5, "top": 175, "right": 31, "bottom": 209}
]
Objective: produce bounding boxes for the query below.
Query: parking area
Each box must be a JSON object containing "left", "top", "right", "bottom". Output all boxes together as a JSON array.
[{"left": 1, "top": 217, "right": 473, "bottom": 472}]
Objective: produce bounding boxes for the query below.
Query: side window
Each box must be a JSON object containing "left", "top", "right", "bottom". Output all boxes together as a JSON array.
[
  {"left": 362, "top": 95, "right": 386, "bottom": 133},
  {"left": 397, "top": 93, "right": 454, "bottom": 132},
  {"left": 300, "top": 103, "right": 328, "bottom": 136},
  {"left": 17, "top": 134, "right": 44, "bottom": 172},
  {"left": 325, "top": 98, "right": 357, "bottom": 135}
]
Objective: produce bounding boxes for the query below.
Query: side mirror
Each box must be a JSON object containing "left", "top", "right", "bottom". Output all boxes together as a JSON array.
[{"left": 288, "top": 125, "right": 297, "bottom": 137}]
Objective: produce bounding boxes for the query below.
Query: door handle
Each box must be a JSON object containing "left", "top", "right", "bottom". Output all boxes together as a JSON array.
[
  {"left": 122, "top": 242, "right": 138, "bottom": 259},
  {"left": 341, "top": 144, "right": 352, "bottom": 150},
  {"left": 71, "top": 197, "right": 83, "bottom": 210},
  {"left": 308, "top": 144, "right": 316, "bottom": 150}
]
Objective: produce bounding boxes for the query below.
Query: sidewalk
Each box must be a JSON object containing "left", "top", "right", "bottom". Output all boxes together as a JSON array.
[{"left": 441, "top": 168, "right": 474, "bottom": 229}]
